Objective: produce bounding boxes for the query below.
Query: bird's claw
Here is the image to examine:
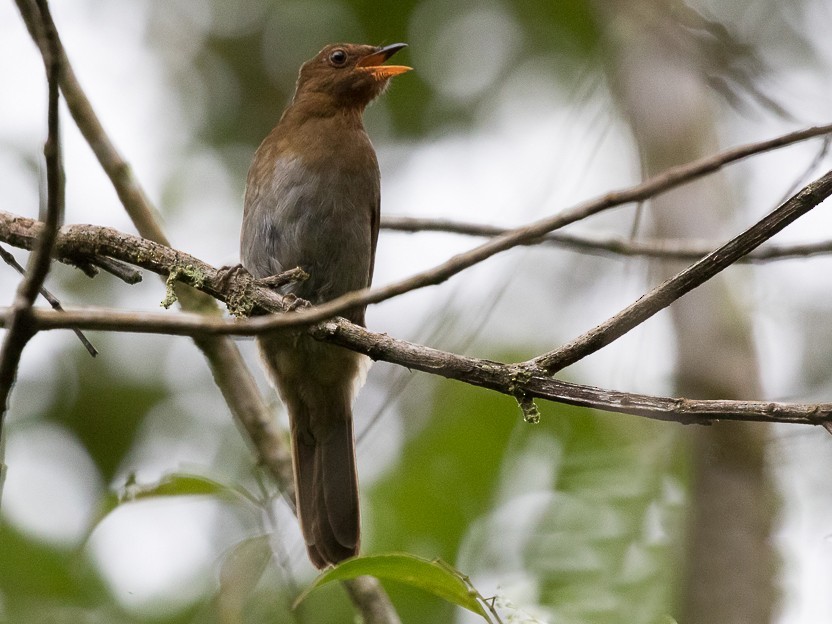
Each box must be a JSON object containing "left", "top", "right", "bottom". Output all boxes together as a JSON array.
[
  {"left": 281, "top": 293, "right": 311, "bottom": 312},
  {"left": 216, "top": 263, "right": 251, "bottom": 290}
]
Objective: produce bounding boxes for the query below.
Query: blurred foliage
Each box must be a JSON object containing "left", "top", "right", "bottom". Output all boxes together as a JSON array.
[
  {"left": 0, "top": 520, "right": 199, "bottom": 624},
  {"left": 145, "top": 0, "right": 602, "bottom": 154},
  {"left": 366, "top": 372, "right": 685, "bottom": 623},
  {"left": 47, "top": 352, "right": 168, "bottom": 482},
  {"left": 367, "top": 381, "right": 521, "bottom": 621}
]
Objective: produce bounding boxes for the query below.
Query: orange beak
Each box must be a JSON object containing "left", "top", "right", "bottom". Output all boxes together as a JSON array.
[{"left": 356, "top": 43, "right": 412, "bottom": 79}]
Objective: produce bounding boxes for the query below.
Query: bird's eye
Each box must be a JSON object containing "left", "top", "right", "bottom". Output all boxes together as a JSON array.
[{"left": 329, "top": 49, "right": 348, "bottom": 67}]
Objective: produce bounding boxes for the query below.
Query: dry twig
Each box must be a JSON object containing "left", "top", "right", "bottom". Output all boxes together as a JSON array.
[
  {"left": 530, "top": 168, "right": 832, "bottom": 372},
  {"left": 381, "top": 216, "right": 832, "bottom": 263}
]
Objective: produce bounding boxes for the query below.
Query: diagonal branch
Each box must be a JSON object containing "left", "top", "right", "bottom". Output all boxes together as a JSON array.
[
  {"left": 3, "top": 153, "right": 831, "bottom": 347},
  {"left": 529, "top": 168, "right": 832, "bottom": 373},
  {"left": 302, "top": 123, "right": 832, "bottom": 320},
  {"left": 4, "top": 180, "right": 832, "bottom": 427}
]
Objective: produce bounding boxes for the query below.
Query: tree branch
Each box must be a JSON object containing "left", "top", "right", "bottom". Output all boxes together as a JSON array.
[
  {"left": 1, "top": 306, "right": 830, "bottom": 427},
  {"left": 3, "top": 158, "right": 831, "bottom": 430},
  {"left": 529, "top": 168, "right": 832, "bottom": 373},
  {"left": 1, "top": 0, "right": 64, "bottom": 419},
  {"left": 310, "top": 123, "right": 832, "bottom": 318},
  {"left": 381, "top": 215, "right": 832, "bottom": 263},
  {"left": 4, "top": 178, "right": 832, "bottom": 426}
]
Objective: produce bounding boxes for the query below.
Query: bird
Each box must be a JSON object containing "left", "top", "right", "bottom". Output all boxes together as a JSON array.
[{"left": 240, "top": 43, "right": 411, "bottom": 568}]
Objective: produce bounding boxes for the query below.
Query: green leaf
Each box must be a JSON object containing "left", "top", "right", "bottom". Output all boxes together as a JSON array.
[
  {"left": 123, "top": 472, "right": 236, "bottom": 499},
  {"left": 294, "top": 553, "right": 489, "bottom": 619},
  {"left": 215, "top": 535, "right": 274, "bottom": 620}
]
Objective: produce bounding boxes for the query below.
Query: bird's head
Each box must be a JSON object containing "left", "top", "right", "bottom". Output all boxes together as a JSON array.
[{"left": 292, "top": 43, "right": 411, "bottom": 111}]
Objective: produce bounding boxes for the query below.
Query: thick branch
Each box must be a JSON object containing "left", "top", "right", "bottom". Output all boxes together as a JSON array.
[
  {"left": 5, "top": 165, "right": 832, "bottom": 426},
  {"left": 530, "top": 168, "right": 832, "bottom": 372},
  {"left": 3, "top": 162, "right": 832, "bottom": 429}
]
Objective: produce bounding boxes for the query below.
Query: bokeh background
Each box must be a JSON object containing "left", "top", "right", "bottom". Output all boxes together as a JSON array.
[{"left": 1, "top": 0, "right": 832, "bottom": 622}]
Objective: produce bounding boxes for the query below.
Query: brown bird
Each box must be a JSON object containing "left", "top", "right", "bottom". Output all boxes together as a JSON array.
[{"left": 240, "top": 43, "right": 411, "bottom": 567}]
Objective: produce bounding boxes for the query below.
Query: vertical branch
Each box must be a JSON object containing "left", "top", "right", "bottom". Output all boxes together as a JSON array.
[
  {"left": 592, "top": 3, "right": 778, "bottom": 622},
  {"left": 14, "top": 0, "right": 166, "bottom": 244},
  {"left": 0, "top": 0, "right": 65, "bottom": 497}
]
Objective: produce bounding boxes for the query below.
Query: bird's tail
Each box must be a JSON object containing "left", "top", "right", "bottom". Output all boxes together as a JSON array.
[
  {"left": 259, "top": 336, "right": 362, "bottom": 568},
  {"left": 291, "top": 394, "right": 359, "bottom": 568}
]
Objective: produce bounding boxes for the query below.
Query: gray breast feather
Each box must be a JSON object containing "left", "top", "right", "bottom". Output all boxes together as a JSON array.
[{"left": 241, "top": 155, "right": 377, "bottom": 305}]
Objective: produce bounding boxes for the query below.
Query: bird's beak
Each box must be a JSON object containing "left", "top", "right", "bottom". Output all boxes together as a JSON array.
[{"left": 356, "top": 43, "right": 412, "bottom": 79}]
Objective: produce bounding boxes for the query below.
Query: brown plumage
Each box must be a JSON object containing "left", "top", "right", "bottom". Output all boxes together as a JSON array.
[{"left": 240, "top": 43, "right": 411, "bottom": 568}]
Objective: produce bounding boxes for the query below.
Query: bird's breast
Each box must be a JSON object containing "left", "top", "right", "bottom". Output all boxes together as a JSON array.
[{"left": 242, "top": 147, "right": 379, "bottom": 307}]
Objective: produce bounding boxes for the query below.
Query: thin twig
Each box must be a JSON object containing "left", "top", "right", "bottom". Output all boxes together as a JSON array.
[
  {"left": 381, "top": 216, "right": 832, "bottom": 263},
  {"left": 87, "top": 256, "right": 143, "bottom": 283},
  {"left": 0, "top": 245, "right": 96, "bottom": 356},
  {"left": 773, "top": 135, "right": 830, "bottom": 207},
  {"left": 529, "top": 168, "right": 832, "bottom": 373}
]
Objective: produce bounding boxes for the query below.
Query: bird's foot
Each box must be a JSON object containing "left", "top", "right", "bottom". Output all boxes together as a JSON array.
[
  {"left": 215, "top": 263, "right": 251, "bottom": 290},
  {"left": 281, "top": 293, "right": 312, "bottom": 312}
]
